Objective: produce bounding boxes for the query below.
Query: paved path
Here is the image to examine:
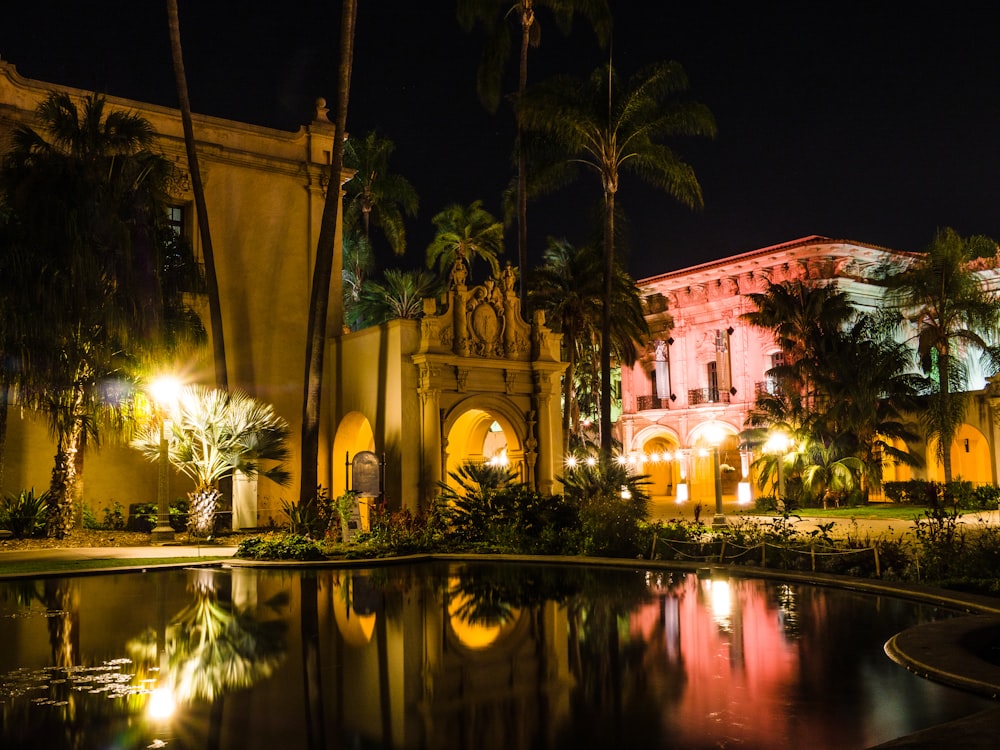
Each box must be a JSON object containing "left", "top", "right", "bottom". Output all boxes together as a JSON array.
[{"left": 0, "top": 544, "right": 237, "bottom": 565}]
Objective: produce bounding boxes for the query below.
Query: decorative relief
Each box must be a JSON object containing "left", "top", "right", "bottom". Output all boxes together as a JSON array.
[{"left": 456, "top": 367, "right": 470, "bottom": 392}]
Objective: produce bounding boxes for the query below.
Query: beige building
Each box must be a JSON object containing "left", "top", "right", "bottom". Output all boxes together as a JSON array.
[
  {"left": 619, "top": 235, "right": 1000, "bottom": 511},
  {"left": 0, "top": 59, "right": 346, "bottom": 523},
  {"left": 0, "top": 61, "right": 566, "bottom": 524}
]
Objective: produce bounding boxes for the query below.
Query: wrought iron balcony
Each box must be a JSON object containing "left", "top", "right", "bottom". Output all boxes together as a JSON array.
[
  {"left": 636, "top": 395, "right": 670, "bottom": 411},
  {"left": 688, "top": 388, "right": 730, "bottom": 405}
]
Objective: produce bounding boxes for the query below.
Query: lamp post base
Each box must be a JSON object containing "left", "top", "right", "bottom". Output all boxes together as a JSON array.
[
  {"left": 711, "top": 513, "right": 728, "bottom": 528},
  {"left": 151, "top": 525, "right": 176, "bottom": 543}
]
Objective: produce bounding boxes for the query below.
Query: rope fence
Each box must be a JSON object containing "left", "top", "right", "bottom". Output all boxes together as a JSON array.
[{"left": 649, "top": 534, "right": 882, "bottom": 577}]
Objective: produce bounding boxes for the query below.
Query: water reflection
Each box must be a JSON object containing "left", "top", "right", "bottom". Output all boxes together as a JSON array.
[{"left": 0, "top": 563, "right": 992, "bottom": 749}]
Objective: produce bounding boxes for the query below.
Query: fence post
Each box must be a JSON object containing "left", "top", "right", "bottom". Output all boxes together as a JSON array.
[
  {"left": 811, "top": 544, "right": 816, "bottom": 572},
  {"left": 873, "top": 545, "right": 881, "bottom": 578},
  {"left": 650, "top": 532, "right": 658, "bottom": 560},
  {"left": 761, "top": 542, "right": 766, "bottom": 567},
  {"left": 719, "top": 540, "right": 727, "bottom": 563}
]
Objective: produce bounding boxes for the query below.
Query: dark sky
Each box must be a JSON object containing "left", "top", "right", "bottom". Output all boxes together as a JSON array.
[{"left": 3, "top": 2, "right": 1000, "bottom": 280}]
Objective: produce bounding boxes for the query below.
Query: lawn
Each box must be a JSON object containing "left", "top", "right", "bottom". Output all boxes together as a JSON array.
[{"left": 769, "top": 505, "right": 952, "bottom": 521}]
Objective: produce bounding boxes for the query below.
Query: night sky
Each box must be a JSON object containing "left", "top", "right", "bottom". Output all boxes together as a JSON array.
[{"left": 3, "top": 2, "right": 999, "bottom": 280}]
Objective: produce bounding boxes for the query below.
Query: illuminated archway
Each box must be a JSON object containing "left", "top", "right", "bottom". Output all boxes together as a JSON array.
[
  {"left": 632, "top": 427, "right": 681, "bottom": 499},
  {"left": 332, "top": 570, "right": 376, "bottom": 648},
  {"left": 332, "top": 411, "right": 375, "bottom": 498},
  {"left": 443, "top": 396, "right": 526, "bottom": 486},
  {"left": 689, "top": 422, "right": 741, "bottom": 505},
  {"left": 926, "top": 424, "right": 992, "bottom": 484}
]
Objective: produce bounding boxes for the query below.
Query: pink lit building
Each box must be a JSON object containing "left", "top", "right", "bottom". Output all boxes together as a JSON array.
[{"left": 618, "top": 236, "right": 1000, "bottom": 510}]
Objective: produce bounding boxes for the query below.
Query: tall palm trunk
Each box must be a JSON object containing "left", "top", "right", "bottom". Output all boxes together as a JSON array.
[
  {"left": 300, "top": 0, "right": 357, "bottom": 508},
  {"left": 938, "top": 350, "right": 954, "bottom": 483},
  {"left": 515, "top": 2, "right": 534, "bottom": 303},
  {"left": 166, "top": 0, "right": 228, "bottom": 389},
  {"left": 47, "top": 421, "right": 82, "bottom": 538},
  {"left": 561, "top": 326, "right": 576, "bottom": 453},
  {"left": 599, "top": 188, "right": 615, "bottom": 454}
]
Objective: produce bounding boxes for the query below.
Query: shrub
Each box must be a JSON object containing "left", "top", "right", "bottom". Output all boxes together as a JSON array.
[
  {"left": 126, "top": 500, "right": 189, "bottom": 532},
  {"left": 0, "top": 488, "right": 50, "bottom": 538},
  {"left": 235, "top": 533, "right": 325, "bottom": 561},
  {"left": 282, "top": 487, "right": 336, "bottom": 539},
  {"left": 101, "top": 501, "right": 127, "bottom": 531},
  {"left": 562, "top": 458, "right": 650, "bottom": 557}
]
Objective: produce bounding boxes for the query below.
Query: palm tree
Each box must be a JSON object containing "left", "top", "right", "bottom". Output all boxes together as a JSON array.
[
  {"left": 426, "top": 200, "right": 505, "bottom": 280},
  {"left": 354, "top": 269, "right": 441, "bottom": 326},
  {"left": 882, "top": 228, "right": 1000, "bottom": 482},
  {"left": 1, "top": 92, "right": 204, "bottom": 537},
  {"left": 457, "top": 0, "right": 612, "bottom": 301},
  {"left": 741, "top": 279, "right": 854, "bottom": 409},
  {"left": 301, "top": 0, "right": 357, "bottom": 510},
  {"left": 342, "top": 232, "right": 375, "bottom": 330},
  {"left": 815, "top": 314, "right": 924, "bottom": 499},
  {"left": 343, "top": 131, "right": 419, "bottom": 256},
  {"left": 797, "top": 439, "right": 864, "bottom": 509},
  {"left": 530, "top": 238, "right": 602, "bottom": 451},
  {"left": 519, "top": 62, "right": 716, "bottom": 453},
  {"left": 166, "top": 0, "right": 227, "bottom": 390},
  {"left": 132, "top": 385, "right": 291, "bottom": 536},
  {"left": 530, "top": 237, "right": 648, "bottom": 451}
]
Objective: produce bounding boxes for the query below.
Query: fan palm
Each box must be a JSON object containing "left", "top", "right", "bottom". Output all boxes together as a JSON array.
[
  {"left": 881, "top": 228, "right": 1000, "bottom": 481},
  {"left": 519, "top": 62, "right": 715, "bottom": 453},
  {"left": 457, "top": 0, "right": 612, "bottom": 300},
  {"left": 426, "top": 200, "right": 505, "bottom": 279},
  {"left": 343, "top": 131, "right": 419, "bottom": 256},
  {"left": 132, "top": 385, "right": 291, "bottom": 536}
]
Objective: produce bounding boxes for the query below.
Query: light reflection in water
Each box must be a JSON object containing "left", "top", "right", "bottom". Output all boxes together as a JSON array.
[{"left": 0, "top": 563, "right": 993, "bottom": 749}]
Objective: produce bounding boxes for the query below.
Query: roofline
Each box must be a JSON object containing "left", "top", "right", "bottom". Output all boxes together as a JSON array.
[{"left": 637, "top": 235, "right": 912, "bottom": 285}]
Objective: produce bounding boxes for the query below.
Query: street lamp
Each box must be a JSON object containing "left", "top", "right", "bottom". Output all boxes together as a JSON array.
[
  {"left": 764, "top": 430, "right": 791, "bottom": 510},
  {"left": 704, "top": 422, "right": 727, "bottom": 527},
  {"left": 150, "top": 376, "right": 181, "bottom": 543}
]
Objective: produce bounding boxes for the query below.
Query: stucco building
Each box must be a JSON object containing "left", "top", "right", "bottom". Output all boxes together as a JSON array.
[{"left": 619, "top": 235, "right": 1000, "bottom": 511}]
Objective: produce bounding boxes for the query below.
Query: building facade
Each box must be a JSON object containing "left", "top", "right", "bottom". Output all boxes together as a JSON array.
[
  {"left": 0, "top": 59, "right": 343, "bottom": 523},
  {"left": 619, "top": 236, "right": 1000, "bottom": 510}
]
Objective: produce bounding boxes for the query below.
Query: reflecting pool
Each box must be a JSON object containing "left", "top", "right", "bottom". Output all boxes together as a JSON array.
[{"left": 0, "top": 562, "right": 993, "bottom": 749}]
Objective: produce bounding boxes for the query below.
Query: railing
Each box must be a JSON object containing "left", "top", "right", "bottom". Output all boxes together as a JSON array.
[
  {"left": 636, "top": 395, "right": 669, "bottom": 411},
  {"left": 688, "top": 388, "right": 730, "bottom": 405}
]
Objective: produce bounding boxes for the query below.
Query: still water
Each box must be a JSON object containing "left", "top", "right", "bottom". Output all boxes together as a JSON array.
[{"left": 0, "top": 562, "right": 992, "bottom": 749}]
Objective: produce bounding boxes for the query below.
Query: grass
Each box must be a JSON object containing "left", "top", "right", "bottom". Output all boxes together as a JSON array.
[
  {"left": 0, "top": 556, "right": 229, "bottom": 578},
  {"left": 768, "top": 505, "right": 979, "bottom": 521}
]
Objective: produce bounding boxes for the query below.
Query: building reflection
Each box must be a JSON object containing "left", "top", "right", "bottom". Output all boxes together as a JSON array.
[{"left": 0, "top": 563, "right": 991, "bottom": 749}]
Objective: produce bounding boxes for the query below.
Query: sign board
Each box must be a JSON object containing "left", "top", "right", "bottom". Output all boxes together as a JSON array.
[
  {"left": 341, "top": 494, "right": 363, "bottom": 542},
  {"left": 352, "top": 451, "right": 381, "bottom": 497}
]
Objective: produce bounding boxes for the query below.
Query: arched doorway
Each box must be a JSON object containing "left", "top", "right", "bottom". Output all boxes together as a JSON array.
[
  {"left": 927, "top": 424, "right": 992, "bottom": 484},
  {"left": 633, "top": 430, "right": 681, "bottom": 499},
  {"left": 689, "top": 423, "right": 741, "bottom": 510},
  {"left": 332, "top": 411, "right": 375, "bottom": 498},
  {"left": 443, "top": 398, "right": 526, "bottom": 487}
]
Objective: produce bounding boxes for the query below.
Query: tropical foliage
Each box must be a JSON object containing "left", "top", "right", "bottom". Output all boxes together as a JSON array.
[
  {"left": 426, "top": 199, "right": 505, "bottom": 280},
  {"left": 529, "top": 237, "right": 648, "bottom": 450},
  {"left": 0, "top": 92, "right": 204, "bottom": 537},
  {"left": 519, "top": 61, "right": 716, "bottom": 452},
  {"left": 343, "top": 130, "right": 419, "bottom": 256},
  {"left": 880, "top": 227, "right": 1000, "bottom": 482},
  {"left": 457, "top": 0, "right": 612, "bottom": 298},
  {"left": 742, "top": 281, "right": 925, "bottom": 507},
  {"left": 131, "top": 385, "right": 291, "bottom": 536}
]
